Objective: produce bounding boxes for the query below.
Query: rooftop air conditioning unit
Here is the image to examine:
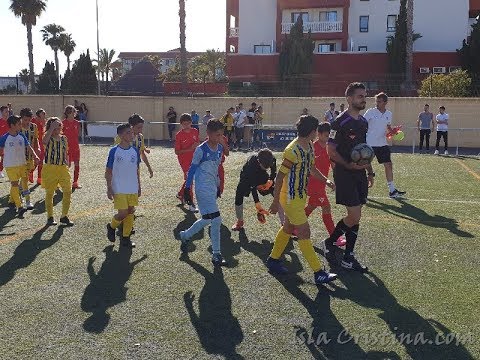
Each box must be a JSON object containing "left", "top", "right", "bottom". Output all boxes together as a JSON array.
[
  {"left": 433, "top": 67, "right": 446, "bottom": 74},
  {"left": 242, "top": 82, "right": 252, "bottom": 87},
  {"left": 419, "top": 67, "right": 430, "bottom": 74},
  {"left": 449, "top": 66, "right": 462, "bottom": 73}
]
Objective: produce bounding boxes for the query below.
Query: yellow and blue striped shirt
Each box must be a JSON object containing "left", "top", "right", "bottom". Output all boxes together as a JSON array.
[
  {"left": 114, "top": 133, "right": 146, "bottom": 152},
  {"left": 44, "top": 136, "right": 69, "bottom": 165},
  {"left": 20, "top": 123, "right": 38, "bottom": 160},
  {"left": 280, "top": 138, "right": 314, "bottom": 200}
]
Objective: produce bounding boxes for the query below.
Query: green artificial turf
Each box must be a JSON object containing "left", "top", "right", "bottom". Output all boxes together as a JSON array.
[{"left": 0, "top": 146, "right": 478, "bottom": 360}]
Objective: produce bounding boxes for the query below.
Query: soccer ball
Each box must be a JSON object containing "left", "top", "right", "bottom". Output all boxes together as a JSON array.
[{"left": 351, "top": 143, "right": 375, "bottom": 165}]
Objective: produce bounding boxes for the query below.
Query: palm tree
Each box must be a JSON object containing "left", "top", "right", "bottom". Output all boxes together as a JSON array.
[
  {"left": 10, "top": 0, "right": 48, "bottom": 94},
  {"left": 18, "top": 68, "right": 30, "bottom": 92},
  {"left": 60, "top": 33, "right": 76, "bottom": 70},
  {"left": 179, "top": 0, "right": 188, "bottom": 96},
  {"left": 405, "top": 0, "right": 414, "bottom": 91},
  {"left": 41, "top": 23, "right": 65, "bottom": 87},
  {"left": 93, "top": 48, "right": 116, "bottom": 92}
]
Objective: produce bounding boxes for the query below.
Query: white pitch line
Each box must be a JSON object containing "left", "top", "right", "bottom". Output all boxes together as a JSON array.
[{"left": 368, "top": 196, "right": 480, "bottom": 205}]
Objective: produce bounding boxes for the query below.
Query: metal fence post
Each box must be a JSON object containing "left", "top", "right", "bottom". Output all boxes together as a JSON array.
[
  {"left": 81, "top": 121, "right": 85, "bottom": 145},
  {"left": 456, "top": 128, "right": 460, "bottom": 156},
  {"left": 411, "top": 127, "right": 416, "bottom": 154}
]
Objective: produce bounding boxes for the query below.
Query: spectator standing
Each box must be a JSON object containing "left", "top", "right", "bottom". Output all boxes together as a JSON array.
[
  {"left": 167, "top": 106, "right": 177, "bottom": 142},
  {"left": 201, "top": 110, "right": 214, "bottom": 141},
  {"left": 221, "top": 107, "right": 235, "bottom": 146},
  {"left": 417, "top": 104, "right": 434, "bottom": 153},
  {"left": 245, "top": 102, "right": 257, "bottom": 150},
  {"left": 324, "top": 102, "right": 336, "bottom": 123},
  {"left": 434, "top": 106, "right": 449, "bottom": 155},
  {"left": 302, "top": 108, "right": 309, "bottom": 116},
  {"left": 234, "top": 103, "right": 247, "bottom": 150},
  {"left": 253, "top": 105, "right": 264, "bottom": 148},
  {"left": 79, "top": 102, "right": 88, "bottom": 136},
  {"left": 7, "top": 103, "right": 14, "bottom": 117},
  {"left": 191, "top": 110, "right": 200, "bottom": 130}
]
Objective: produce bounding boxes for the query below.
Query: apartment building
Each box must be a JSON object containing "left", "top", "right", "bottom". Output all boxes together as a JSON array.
[{"left": 226, "top": 0, "right": 480, "bottom": 95}]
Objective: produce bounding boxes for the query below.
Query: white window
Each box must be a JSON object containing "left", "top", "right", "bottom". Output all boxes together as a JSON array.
[
  {"left": 291, "top": 12, "right": 308, "bottom": 23},
  {"left": 319, "top": 43, "right": 336, "bottom": 53},
  {"left": 230, "top": 15, "right": 236, "bottom": 28},
  {"left": 320, "top": 11, "right": 337, "bottom": 22},
  {"left": 360, "top": 16, "right": 369, "bottom": 32},
  {"left": 387, "top": 15, "right": 397, "bottom": 32},
  {"left": 254, "top": 45, "right": 272, "bottom": 54},
  {"left": 358, "top": 46, "right": 368, "bottom": 52}
]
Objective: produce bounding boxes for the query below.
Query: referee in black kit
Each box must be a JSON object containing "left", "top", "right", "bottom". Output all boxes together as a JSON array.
[{"left": 324, "top": 82, "right": 375, "bottom": 273}]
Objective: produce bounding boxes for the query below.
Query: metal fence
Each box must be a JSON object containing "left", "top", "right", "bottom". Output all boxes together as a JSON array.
[{"left": 78, "top": 121, "right": 480, "bottom": 156}]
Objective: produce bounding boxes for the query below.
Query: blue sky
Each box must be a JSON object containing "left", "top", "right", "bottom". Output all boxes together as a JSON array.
[{"left": 0, "top": 0, "right": 226, "bottom": 76}]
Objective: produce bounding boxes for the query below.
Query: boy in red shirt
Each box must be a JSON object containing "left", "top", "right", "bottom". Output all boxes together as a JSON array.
[
  {"left": 175, "top": 113, "right": 200, "bottom": 212},
  {"left": 62, "top": 105, "right": 82, "bottom": 189},
  {"left": 306, "top": 122, "right": 346, "bottom": 246},
  {"left": 0, "top": 105, "right": 10, "bottom": 178},
  {"left": 31, "top": 108, "right": 46, "bottom": 184}
]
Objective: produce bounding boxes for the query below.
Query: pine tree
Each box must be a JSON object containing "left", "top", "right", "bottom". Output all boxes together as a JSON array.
[
  {"left": 457, "top": 18, "right": 480, "bottom": 95},
  {"left": 279, "top": 17, "right": 315, "bottom": 96},
  {"left": 68, "top": 50, "right": 98, "bottom": 94},
  {"left": 61, "top": 68, "right": 72, "bottom": 94},
  {"left": 36, "top": 61, "right": 59, "bottom": 94}
]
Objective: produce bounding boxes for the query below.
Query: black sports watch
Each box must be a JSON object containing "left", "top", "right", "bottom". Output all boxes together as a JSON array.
[{"left": 367, "top": 172, "right": 375, "bottom": 177}]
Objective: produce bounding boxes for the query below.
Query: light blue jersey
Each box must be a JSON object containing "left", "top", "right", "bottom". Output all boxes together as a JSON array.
[{"left": 186, "top": 141, "right": 224, "bottom": 215}]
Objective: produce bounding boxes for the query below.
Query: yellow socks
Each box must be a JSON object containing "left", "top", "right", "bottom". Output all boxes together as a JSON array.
[
  {"left": 270, "top": 228, "right": 291, "bottom": 259},
  {"left": 122, "top": 214, "right": 134, "bottom": 237},
  {"left": 61, "top": 189, "right": 72, "bottom": 217},
  {"left": 298, "top": 239, "right": 322, "bottom": 273},
  {"left": 10, "top": 185, "right": 22, "bottom": 208}
]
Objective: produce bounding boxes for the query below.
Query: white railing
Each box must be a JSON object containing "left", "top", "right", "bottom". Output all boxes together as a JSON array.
[
  {"left": 281, "top": 21, "right": 343, "bottom": 34},
  {"left": 229, "top": 27, "right": 239, "bottom": 38}
]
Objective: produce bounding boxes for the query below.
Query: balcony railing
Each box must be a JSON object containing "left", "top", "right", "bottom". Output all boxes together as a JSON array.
[
  {"left": 229, "top": 27, "right": 239, "bottom": 37},
  {"left": 281, "top": 21, "right": 343, "bottom": 34}
]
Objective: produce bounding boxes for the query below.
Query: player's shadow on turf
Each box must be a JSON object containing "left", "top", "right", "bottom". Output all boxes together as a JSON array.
[
  {"left": 0, "top": 225, "right": 64, "bottom": 287},
  {"left": 238, "top": 232, "right": 375, "bottom": 358},
  {"left": 173, "top": 206, "right": 204, "bottom": 253},
  {"left": 81, "top": 245, "right": 147, "bottom": 334},
  {"left": 366, "top": 198, "right": 474, "bottom": 238},
  {"left": 332, "top": 272, "right": 474, "bottom": 360},
  {"left": 0, "top": 208, "right": 18, "bottom": 233},
  {"left": 182, "top": 256, "right": 244, "bottom": 360}
]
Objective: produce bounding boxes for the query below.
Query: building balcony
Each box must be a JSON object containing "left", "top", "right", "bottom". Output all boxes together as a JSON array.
[
  {"left": 229, "top": 27, "right": 239, "bottom": 38},
  {"left": 281, "top": 21, "right": 343, "bottom": 34}
]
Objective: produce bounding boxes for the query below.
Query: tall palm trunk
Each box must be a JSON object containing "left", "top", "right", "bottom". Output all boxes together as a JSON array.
[
  {"left": 54, "top": 48, "right": 60, "bottom": 88},
  {"left": 179, "top": 0, "right": 187, "bottom": 96},
  {"left": 405, "top": 0, "right": 414, "bottom": 90},
  {"left": 67, "top": 56, "right": 71, "bottom": 70},
  {"left": 26, "top": 23, "right": 36, "bottom": 94}
]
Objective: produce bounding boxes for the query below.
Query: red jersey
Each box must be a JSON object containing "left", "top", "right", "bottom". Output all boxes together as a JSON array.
[
  {"left": 32, "top": 118, "right": 45, "bottom": 141},
  {"left": 221, "top": 135, "right": 228, "bottom": 163},
  {"left": 307, "top": 140, "right": 331, "bottom": 194},
  {"left": 175, "top": 128, "right": 199, "bottom": 168},
  {"left": 62, "top": 119, "right": 80, "bottom": 150},
  {"left": 0, "top": 118, "right": 8, "bottom": 137}
]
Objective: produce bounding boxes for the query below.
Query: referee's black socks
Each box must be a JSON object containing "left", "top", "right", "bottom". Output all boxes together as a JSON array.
[
  {"left": 327, "top": 219, "right": 350, "bottom": 246},
  {"left": 344, "top": 224, "right": 360, "bottom": 256}
]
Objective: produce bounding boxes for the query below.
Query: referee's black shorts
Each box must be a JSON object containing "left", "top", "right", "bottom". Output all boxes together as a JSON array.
[
  {"left": 333, "top": 165, "right": 368, "bottom": 207},
  {"left": 372, "top": 145, "right": 392, "bottom": 164}
]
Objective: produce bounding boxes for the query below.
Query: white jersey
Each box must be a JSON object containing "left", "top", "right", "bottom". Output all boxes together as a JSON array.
[
  {"left": 0, "top": 132, "right": 29, "bottom": 167},
  {"left": 106, "top": 145, "right": 140, "bottom": 194},
  {"left": 436, "top": 113, "right": 449, "bottom": 131},
  {"left": 364, "top": 107, "right": 392, "bottom": 147}
]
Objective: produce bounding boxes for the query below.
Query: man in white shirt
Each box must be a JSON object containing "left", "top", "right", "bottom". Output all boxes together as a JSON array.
[
  {"left": 324, "top": 102, "right": 336, "bottom": 123},
  {"left": 234, "top": 103, "right": 247, "bottom": 150},
  {"left": 364, "top": 92, "right": 406, "bottom": 199},
  {"left": 434, "top": 106, "right": 449, "bottom": 155}
]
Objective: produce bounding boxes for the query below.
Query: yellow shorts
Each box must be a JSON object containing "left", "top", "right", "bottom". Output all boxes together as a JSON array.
[
  {"left": 42, "top": 164, "right": 71, "bottom": 190},
  {"left": 6, "top": 165, "right": 28, "bottom": 182},
  {"left": 280, "top": 192, "right": 308, "bottom": 226},
  {"left": 114, "top": 194, "right": 139, "bottom": 210}
]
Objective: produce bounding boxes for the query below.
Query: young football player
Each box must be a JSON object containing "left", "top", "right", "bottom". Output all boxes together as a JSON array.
[
  {"left": 42, "top": 118, "right": 74, "bottom": 226},
  {"left": 32, "top": 108, "right": 47, "bottom": 184},
  {"left": 231, "top": 148, "right": 277, "bottom": 231},
  {"left": 179, "top": 119, "right": 228, "bottom": 266},
  {"left": 267, "top": 115, "right": 338, "bottom": 284},
  {"left": 62, "top": 105, "right": 82, "bottom": 189},
  {"left": 106, "top": 123, "right": 141, "bottom": 248},
  {"left": 175, "top": 113, "right": 200, "bottom": 212},
  {"left": 0, "top": 115, "right": 39, "bottom": 217},
  {"left": 0, "top": 105, "right": 9, "bottom": 178},
  {"left": 305, "top": 122, "right": 346, "bottom": 247},
  {"left": 19, "top": 108, "right": 38, "bottom": 209}
]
